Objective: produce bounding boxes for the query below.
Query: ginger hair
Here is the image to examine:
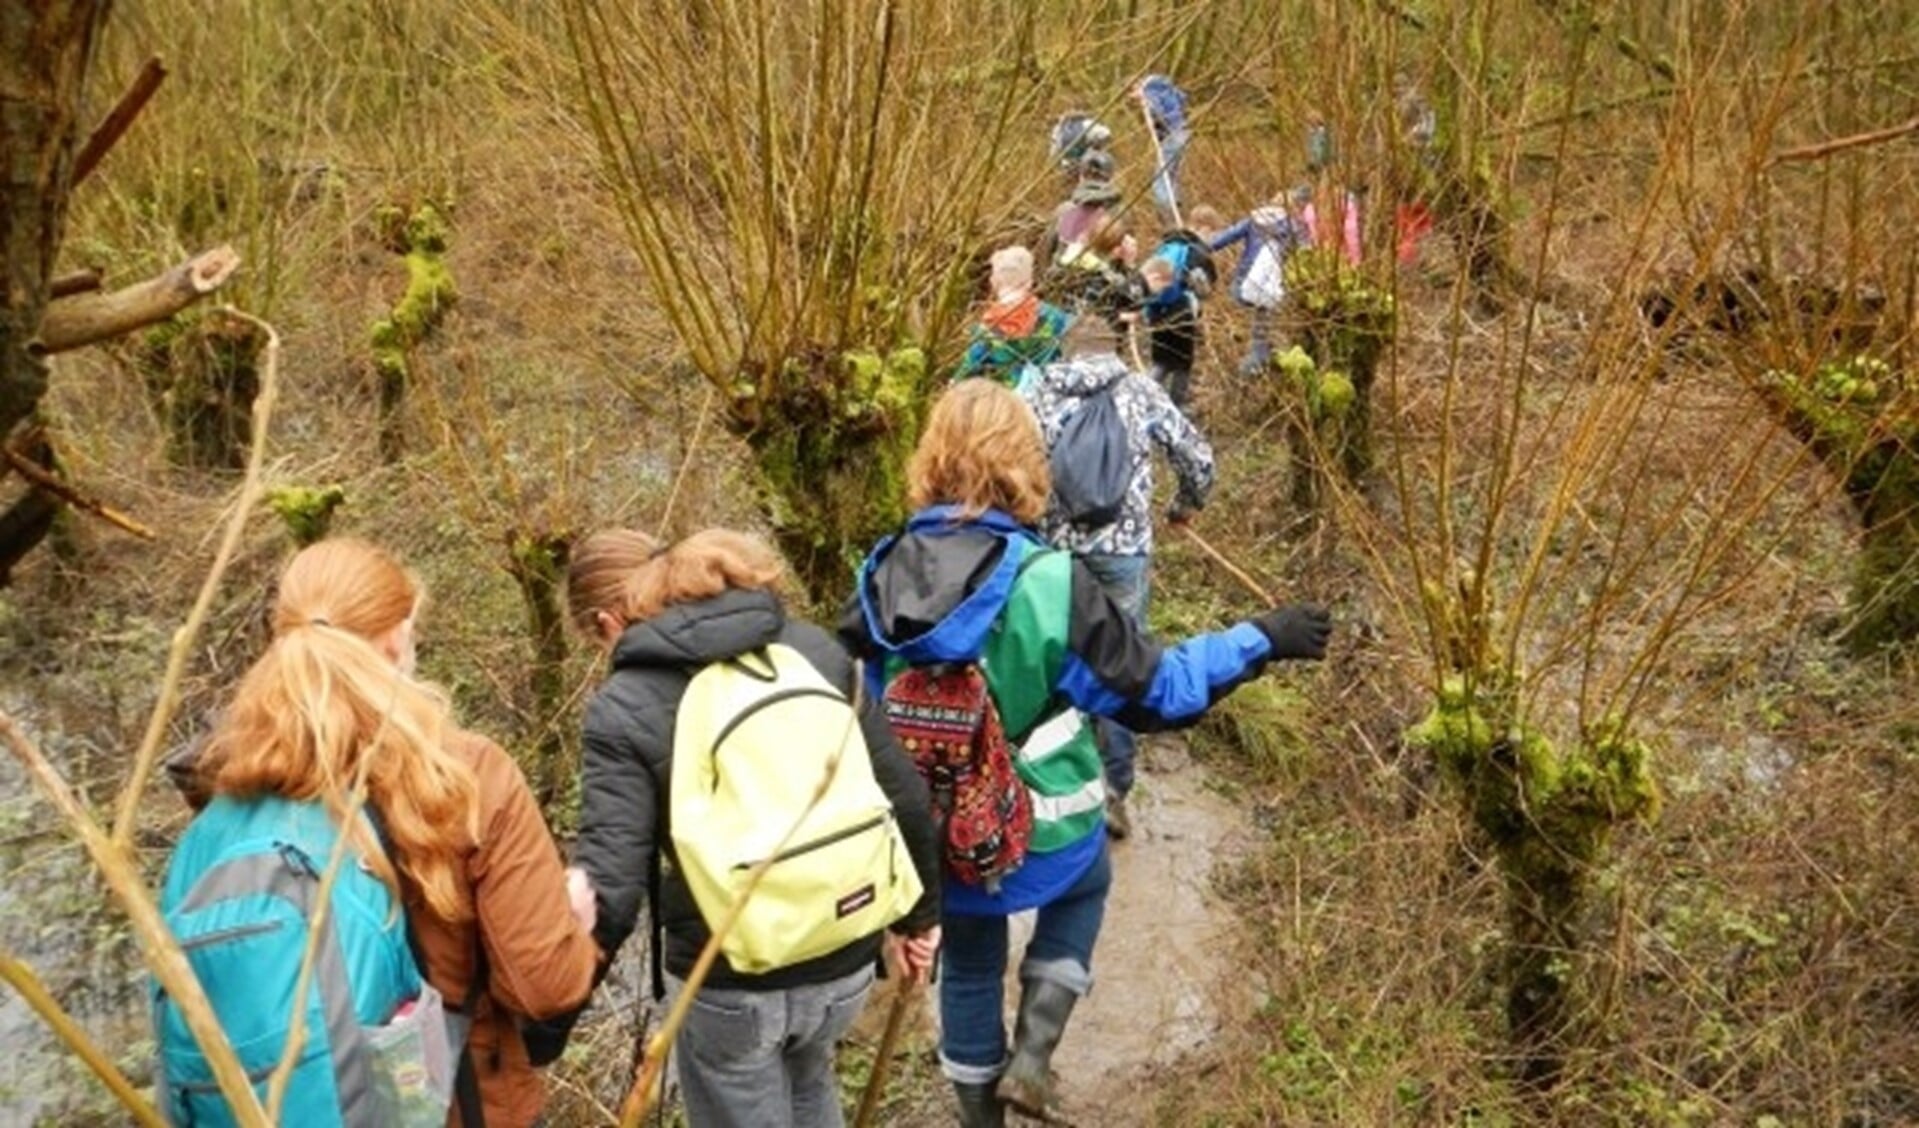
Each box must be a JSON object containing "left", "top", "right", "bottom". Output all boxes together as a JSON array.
[
  {"left": 201, "top": 538, "right": 480, "bottom": 923},
  {"left": 907, "top": 380, "right": 1050, "bottom": 523},
  {"left": 566, "top": 528, "right": 786, "bottom": 634}
]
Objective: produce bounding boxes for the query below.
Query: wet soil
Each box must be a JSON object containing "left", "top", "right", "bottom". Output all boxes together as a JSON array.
[{"left": 855, "top": 737, "right": 1257, "bottom": 1127}]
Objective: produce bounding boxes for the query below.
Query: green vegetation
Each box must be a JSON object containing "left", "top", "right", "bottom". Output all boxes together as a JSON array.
[
  {"left": 369, "top": 203, "right": 456, "bottom": 463},
  {"left": 264, "top": 485, "right": 346, "bottom": 547},
  {"left": 1760, "top": 355, "right": 1919, "bottom": 650}
]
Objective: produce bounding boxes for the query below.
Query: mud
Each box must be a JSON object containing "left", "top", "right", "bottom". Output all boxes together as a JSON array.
[
  {"left": 1042, "top": 739, "right": 1256, "bottom": 1124},
  {"left": 856, "top": 737, "right": 1257, "bottom": 1127}
]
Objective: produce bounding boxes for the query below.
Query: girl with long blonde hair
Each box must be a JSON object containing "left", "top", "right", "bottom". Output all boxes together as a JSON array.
[{"left": 177, "top": 538, "right": 598, "bottom": 1127}]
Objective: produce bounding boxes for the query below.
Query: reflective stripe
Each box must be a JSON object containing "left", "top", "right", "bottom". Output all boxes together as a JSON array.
[
  {"left": 1017, "top": 710, "right": 1084, "bottom": 767},
  {"left": 1029, "top": 778, "right": 1106, "bottom": 824},
  {"left": 176, "top": 848, "right": 381, "bottom": 1126}
]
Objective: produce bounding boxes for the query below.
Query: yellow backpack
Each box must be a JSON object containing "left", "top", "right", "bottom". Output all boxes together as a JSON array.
[{"left": 670, "top": 644, "right": 923, "bottom": 973}]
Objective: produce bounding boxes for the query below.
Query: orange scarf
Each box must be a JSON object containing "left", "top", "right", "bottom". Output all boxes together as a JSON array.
[{"left": 981, "top": 292, "right": 1040, "bottom": 338}]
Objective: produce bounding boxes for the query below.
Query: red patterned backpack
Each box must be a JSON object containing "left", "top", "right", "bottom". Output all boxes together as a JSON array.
[{"left": 881, "top": 662, "right": 1033, "bottom": 891}]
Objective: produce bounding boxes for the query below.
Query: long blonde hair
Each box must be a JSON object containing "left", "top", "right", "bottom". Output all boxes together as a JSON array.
[
  {"left": 201, "top": 538, "right": 481, "bottom": 923},
  {"left": 566, "top": 528, "right": 786, "bottom": 634},
  {"left": 907, "top": 380, "right": 1050, "bottom": 522}
]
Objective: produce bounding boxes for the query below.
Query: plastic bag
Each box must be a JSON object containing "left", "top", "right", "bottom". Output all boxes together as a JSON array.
[{"left": 367, "top": 982, "right": 456, "bottom": 1127}]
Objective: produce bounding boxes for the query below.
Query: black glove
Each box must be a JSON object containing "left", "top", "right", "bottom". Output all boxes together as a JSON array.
[{"left": 1255, "top": 604, "right": 1333, "bottom": 661}]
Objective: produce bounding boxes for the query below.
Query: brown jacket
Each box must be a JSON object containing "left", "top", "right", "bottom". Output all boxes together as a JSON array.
[{"left": 409, "top": 730, "right": 599, "bottom": 1128}]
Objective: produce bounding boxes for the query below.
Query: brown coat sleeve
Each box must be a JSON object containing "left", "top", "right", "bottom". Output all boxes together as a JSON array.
[{"left": 461, "top": 734, "right": 599, "bottom": 1020}]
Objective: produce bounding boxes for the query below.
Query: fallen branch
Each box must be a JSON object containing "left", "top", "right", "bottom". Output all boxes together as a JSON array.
[
  {"left": 50, "top": 268, "right": 103, "bottom": 299},
  {"left": 1771, "top": 114, "right": 1919, "bottom": 164},
  {"left": 38, "top": 246, "right": 240, "bottom": 355},
  {"left": 1, "top": 439, "right": 156, "bottom": 540},
  {"left": 113, "top": 308, "right": 280, "bottom": 848},
  {"left": 71, "top": 55, "right": 168, "bottom": 188},
  {"left": 0, "top": 947, "right": 167, "bottom": 1128}
]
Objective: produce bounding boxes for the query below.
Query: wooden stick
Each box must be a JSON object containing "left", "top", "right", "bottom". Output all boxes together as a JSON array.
[
  {"left": 1, "top": 442, "right": 156, "bottom": 539},
  {"left": 50, "top": 268, "right": 103, "bottom": 299},
  {"left": 38, "top": 246, "right": 240, "bottom": 355},
  {"left": 0, "top": 712, "right": 270, "bottom": 1126},
  {"left": 1179, "top": 523, "right": 1278, "bottom": 604},
  {"left": 1, "top": 948, "right": 167, "bottom": 1127},
  {"left": 1771, "top": 114, "right": 1919, "bottom": 164},
  {"left": 1139, "top": 93, "right": 1183, "bottom": 229},
  {"left": 112, "top": 309, "right": 279, "bottom": 849},
  {"left": 853, "top": 981, "right": 917, "bottom": 1128},
  {"left": 71, "top": 56, "right": 168, "bottom": 188}
]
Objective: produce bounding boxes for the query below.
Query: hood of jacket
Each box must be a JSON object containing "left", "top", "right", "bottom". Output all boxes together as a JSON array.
[
  {"left": 609, "top": 587, "right": 785, "bottom": 671},
  {"left": 1034, "top": 352, "right": 1129, "bottom": 399},
  {"left": 856, "top": 506, "right": 1042, "bottom": 664}
]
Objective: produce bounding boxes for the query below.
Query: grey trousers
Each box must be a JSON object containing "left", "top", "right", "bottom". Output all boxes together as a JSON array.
[{"left": 666, "top": 965, "right": 875, "bottom": 1128}]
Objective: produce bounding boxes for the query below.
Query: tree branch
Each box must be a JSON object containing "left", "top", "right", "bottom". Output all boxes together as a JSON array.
[
  {"left": 1, "top": 437, "right": 156, "bottom": 540},
  {"left": 1771, "top": 114, "right": 1919, "bottom": 164},
  {"left": 70, "top": 56, "right": 168, "bottom": 188},
  {"left": 49, "top": 268, "right": 102, "bottom": 299},
  {"left": 36, "top": 246, "right": 240, "bottom": 354}
]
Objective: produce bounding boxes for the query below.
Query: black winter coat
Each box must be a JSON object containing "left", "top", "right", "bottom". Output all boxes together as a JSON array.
[{"left": 573, "top": 588, "right": 940, "bottom": 991}]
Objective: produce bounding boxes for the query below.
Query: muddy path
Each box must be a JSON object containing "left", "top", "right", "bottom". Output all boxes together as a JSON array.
[
  {"left": 1043, "top": 738, "right": 1256, "bottom": 1124},
  {"left": 857, "top": 736, "right": 1258, "bottom": 1126}
]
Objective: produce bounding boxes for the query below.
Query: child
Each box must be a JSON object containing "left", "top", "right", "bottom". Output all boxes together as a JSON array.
[
  {"left": 1047, "top": 165, "right": 1122, "bottom": 267},
  {"left": 1048, "top": 215, "right": 1142, "bottom": 328},
  {"left": 1299, "top": 181, "right": 1363, "bottom": 266},
  {"left": 1210, "top": 195, "right": 1309, "bottom": 373},
  {"left": 1049, "top": 111, "right": 1113, "bottom": 182},
  {"left": 1136, "top": 74, "right": 1190, "bottom": 219},
  {"left": 1137, "top": 229, "right": 1215, "bottom": 410},
  {"left": 958, "top": 245, "right": 1071, "bottom": 387}
]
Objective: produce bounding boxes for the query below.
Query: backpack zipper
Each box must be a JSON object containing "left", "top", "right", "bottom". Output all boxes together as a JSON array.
[
  {"left": 732, "top": 812, "right": 888, "bottom": 871},
  {"left": 179, "top": 919, "right": 285, "bottom": 951}
]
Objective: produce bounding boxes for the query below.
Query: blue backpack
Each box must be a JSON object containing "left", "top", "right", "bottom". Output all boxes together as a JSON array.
[
  {"left": 1146, "top": 230, "right": 1217, "bottom": 312},
  {"left": 1140, "top": 75, "right": 1188, "bottom": 135},
  {"left": 154, "top": 795, "right": 465, "bottom": 1127}
]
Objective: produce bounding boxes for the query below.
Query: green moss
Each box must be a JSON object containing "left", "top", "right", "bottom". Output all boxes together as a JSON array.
[
  {"left": 265, "top": 484, "right": 347, "bottom": 547},
  {"left": 369, "top": 203, "right": 457, "bottom": 460},
  {"left": 1317, "top": 371, "right": 1355, "bottom": 418},
  {"left": 1760, "top": 354, "right": 1919, "bottom": 650},
  {"left": 744, "top": 341, "right": 934, "bottom": 607}
]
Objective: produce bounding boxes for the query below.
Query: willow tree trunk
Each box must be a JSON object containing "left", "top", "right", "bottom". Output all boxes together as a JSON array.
[{"left": 0, "top": 2, "right": 113, "bottom": 575}]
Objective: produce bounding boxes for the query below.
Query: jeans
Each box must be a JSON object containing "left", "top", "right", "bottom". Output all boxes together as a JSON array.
[
  {"left": 938, "top": 845, "right": 1113, "bottom": 1083},
  {"left": 1078, "top": 553, "right": 1151, "bottom": 797},
  {"left": 1152, "top": 129, "right": 1189, "bottom": 218},
  {"left": 666, "top": 965, "right": 875, "bottom": 1128},
  {"left": 1153, "top": 363, "right": 1193, "bottom": 411},
  {"left": 1241, "top": 306, "right": 1275, "bottom": 375}
]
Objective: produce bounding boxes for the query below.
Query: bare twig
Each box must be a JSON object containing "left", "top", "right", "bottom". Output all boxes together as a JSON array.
[
  {"left": 113, "top": 309, "right": 281, "bottom": 849},
  {"left": 1770, "top": 114, "right": 1919, "bottom": 164},
  {"left": 1, "top": 439, "right": 156, "bottom": 539},
  {"left": 0, "top": 712, "right": 270, "bottom": 1126},
  {"left": 38, "top": 247, "right": 240, "bottom": 354},
  {"left": 0, "top": 948, "right": 167, "bottom": 1127},
  {"left": 1180, "top": 523, "right": 1278, "bottom": 605},
  {"left": 71, "top": 55, "right": 168, "bottom": 188},
  {"left": 657, "top": 382, "right": 717, "bottom": 534}
]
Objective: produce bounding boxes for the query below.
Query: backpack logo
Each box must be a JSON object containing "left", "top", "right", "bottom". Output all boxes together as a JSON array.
[
  {"left": 670, "top": 644, "right": 923, "bottom": 974},
  {"left": 155, "top": 796, "right": 460, "bottom": 1127},
  {"left": 1050, "top": 384, "right": 1132, "bottom": 528},
  {"left": 882, "top": 663, "right": 1033, "bottom": 890}
]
